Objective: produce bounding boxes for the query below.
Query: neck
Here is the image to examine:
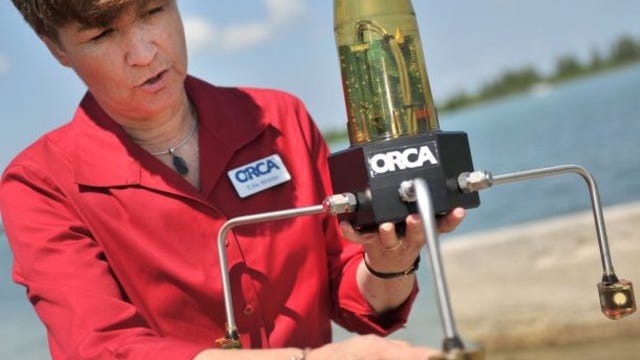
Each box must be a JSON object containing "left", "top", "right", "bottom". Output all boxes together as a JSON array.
[{"left": 121, "top": 95, "right": 197, "bottom": 154}]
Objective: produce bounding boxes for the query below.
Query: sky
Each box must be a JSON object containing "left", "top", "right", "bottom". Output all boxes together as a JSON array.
[{"left": 1, "top": 0, "right": 640, "bottom": 172}]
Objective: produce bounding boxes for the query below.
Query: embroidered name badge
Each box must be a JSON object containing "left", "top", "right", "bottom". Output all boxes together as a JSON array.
[{"left": 227, "top": 154, "right": 292, "bottom": 198}]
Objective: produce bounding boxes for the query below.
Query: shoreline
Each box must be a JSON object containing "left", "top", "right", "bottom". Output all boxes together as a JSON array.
[{"left": 440, "top": 201, "right": 640, "bottom": 358}]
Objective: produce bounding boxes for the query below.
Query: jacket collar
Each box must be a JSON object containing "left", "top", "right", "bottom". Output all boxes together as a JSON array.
[{"left": 72, "top": 76, "right": 269, "bottom": 199}]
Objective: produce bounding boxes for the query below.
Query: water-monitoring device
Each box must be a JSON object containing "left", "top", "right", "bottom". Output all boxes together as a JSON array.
[
  {"left": 329, "top": 0, "right": 478, "bottom": 230},
  {"left": 213, "top": 0, "right": 636, "bottom": 357}
]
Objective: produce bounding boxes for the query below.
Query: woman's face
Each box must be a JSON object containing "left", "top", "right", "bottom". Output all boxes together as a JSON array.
[{"left": 43, "top": 0, "right": 189, "bottom": 124}]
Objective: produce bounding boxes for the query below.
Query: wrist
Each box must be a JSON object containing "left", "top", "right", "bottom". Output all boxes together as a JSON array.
[{"left": 363, "top": 252, "right": 420, "bottom": 279}]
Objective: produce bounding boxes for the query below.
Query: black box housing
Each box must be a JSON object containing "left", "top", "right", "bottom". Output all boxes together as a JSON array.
[{"left": 328, "top": 131, "right": 480, "bottom": 229}]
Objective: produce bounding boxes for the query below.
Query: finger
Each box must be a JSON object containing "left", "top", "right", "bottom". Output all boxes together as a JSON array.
[
  {"left": 404, "top": 214, "right": 426, "bottom": 248},
  {"left": 377, "top": 222, "right": 402, "bottom": 250},
  {"left": 339, "top": 221, "right": 377, "bottom": 244},
  {"left": 437, "top": 207, "right": 465, "bottom": 233},
  {"left": 385, "top": 342, "right": 440, "bottom": 360},
  {"left": 418, "top": 348, "right": 443, "bottom": 359},
  {"left": 339, "top": 221, "right": 360, "bottom": 242}
]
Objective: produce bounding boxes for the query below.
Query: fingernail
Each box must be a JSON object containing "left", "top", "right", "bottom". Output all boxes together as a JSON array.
[{"left": 381, "top": 223, "right": 393, "bottom": 232}]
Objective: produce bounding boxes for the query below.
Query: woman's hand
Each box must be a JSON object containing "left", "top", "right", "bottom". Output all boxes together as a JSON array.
[
  {"left": 307, "top": 334, "right": 441, "bottom": 360},
  {"left": 193, "top": 335, "right": 441, "bottom": 360},
  {"left": 340, "top": 208, "right": 465, "bottom": 312},
  {"left": 340, "top": 208, "right": 465, "bottom": 274}
]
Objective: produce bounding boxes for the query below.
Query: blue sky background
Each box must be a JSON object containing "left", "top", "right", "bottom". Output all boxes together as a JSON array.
[{"left": 1, "top": 0, "right": 640, "bottom": 172}]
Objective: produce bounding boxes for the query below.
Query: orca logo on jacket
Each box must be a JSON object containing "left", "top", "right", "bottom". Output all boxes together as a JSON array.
[
  {"left": 368, "top": 145, "right": 439, "bottom": 175},
  {"left": 228, "top": 154, "right": 291, "bottom": 198}
]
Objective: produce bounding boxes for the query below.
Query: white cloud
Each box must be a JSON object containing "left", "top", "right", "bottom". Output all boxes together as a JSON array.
[
  {"left": 0, "top": 54, "right": 9, "bottom": 74},
  {"left": 183, "top": 16, "right": 218, "bottom": 54},
  {"left": 183, "top": 0, "right": 307, "bottom": 54},
  {"left": 265, "top": 0, "right": 307, "bottom": 26},
  {"left": 219, "top": 22, "right": 272, "bottom": 52}
]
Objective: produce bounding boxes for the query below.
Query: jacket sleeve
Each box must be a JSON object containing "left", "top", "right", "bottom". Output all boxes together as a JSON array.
[
  {"left": 291, "top": 99, "right": 418, "bottom": 336},
  {"left": 0, "top": 163, "right": 207, "bottom": 360}
]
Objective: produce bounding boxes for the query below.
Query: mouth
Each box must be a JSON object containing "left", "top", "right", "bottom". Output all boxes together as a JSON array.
[{"left": 139, "top": 69, "right": 169, "bottom": 87}]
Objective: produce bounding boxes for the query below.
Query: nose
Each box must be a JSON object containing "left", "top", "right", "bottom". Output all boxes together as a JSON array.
[{"left": 125, "top": 25, "right": 157, "bottom": 66}]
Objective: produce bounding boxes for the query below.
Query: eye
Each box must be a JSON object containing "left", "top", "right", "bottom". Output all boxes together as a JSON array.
[
  {"left": 89, "top": 28, "right": 114, "bottom": 42},
  {"left": 143, "top": 5, "right": 165, "bottom": 19}
]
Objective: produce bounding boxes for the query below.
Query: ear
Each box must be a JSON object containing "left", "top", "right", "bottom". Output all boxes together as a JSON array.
[{"left": 40, "top": 35, "right": 71, "bottom": 67}]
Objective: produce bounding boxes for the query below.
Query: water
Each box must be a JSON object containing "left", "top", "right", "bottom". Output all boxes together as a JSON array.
[
  {"left": 441, "top": 64, "right": 640, "bottom": 235},
  {"left": 2, "top": 64, "right": 640, "bottom": 355}
]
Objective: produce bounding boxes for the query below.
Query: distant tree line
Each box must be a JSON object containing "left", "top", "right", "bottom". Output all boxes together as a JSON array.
[
  {"left": 322, "top": 34, "right": 640, "bottom": 142},
  {"left": 439, "top": 34, "right": 640, "bottom": 112}
]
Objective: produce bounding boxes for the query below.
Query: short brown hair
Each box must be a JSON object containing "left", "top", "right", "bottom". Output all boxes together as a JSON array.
[{"left": 11, "top": 0, "right": 153, "bottom": 43}]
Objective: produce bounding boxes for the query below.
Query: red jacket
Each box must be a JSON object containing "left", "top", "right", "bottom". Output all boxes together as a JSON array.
[{"left": 0, "top": 76, "right": 416, "bottom": 359}]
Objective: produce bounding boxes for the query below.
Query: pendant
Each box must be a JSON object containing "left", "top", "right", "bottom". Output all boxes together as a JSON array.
[{"left": 171, "top": 154, "right": 189, "bottom": 175}]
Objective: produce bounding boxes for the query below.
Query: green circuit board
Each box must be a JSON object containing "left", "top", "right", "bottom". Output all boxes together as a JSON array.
[{"left": 339, "top": 35, "right": 435, "bottom": 143}]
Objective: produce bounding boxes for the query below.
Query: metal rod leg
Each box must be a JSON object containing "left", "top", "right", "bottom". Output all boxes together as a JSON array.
[
  {"left": 214, "top": 193, "right": 357, "bottom": 348},
  {"left": 413, "top": 178, "right": 464, "bottom": 350},
  {"left": 492, "top": 165, "right": 615, "bottom": 276},
  {"left": 216, "top": 204, "right": 326, "bottom": 345},
  {"left": 459, "top": 165, "right": 636, "bottom": 320}
]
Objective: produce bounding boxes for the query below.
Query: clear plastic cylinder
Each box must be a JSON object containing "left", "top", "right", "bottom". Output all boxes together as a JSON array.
[{"left": 335, "top": 0, "right": 439, "bottom": 145}]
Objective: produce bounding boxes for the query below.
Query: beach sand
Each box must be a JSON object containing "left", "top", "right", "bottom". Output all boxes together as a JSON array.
[{"left": 441, "top": 201, "right": 640, "bottom": 359}]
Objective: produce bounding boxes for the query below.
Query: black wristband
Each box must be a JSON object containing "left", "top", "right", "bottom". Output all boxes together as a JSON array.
[{"left": 363, "top": 253, "right": 420, "bottom": 279}]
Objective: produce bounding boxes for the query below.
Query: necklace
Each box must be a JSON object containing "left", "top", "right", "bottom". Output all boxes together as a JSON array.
[{"left": 150, "top": 120, "right": 198, "bottom": 175}]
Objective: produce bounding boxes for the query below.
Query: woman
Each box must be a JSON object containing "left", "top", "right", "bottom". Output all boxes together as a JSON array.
[{"left": 1, "top": 1, "right": 464, "bottom": 359}]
